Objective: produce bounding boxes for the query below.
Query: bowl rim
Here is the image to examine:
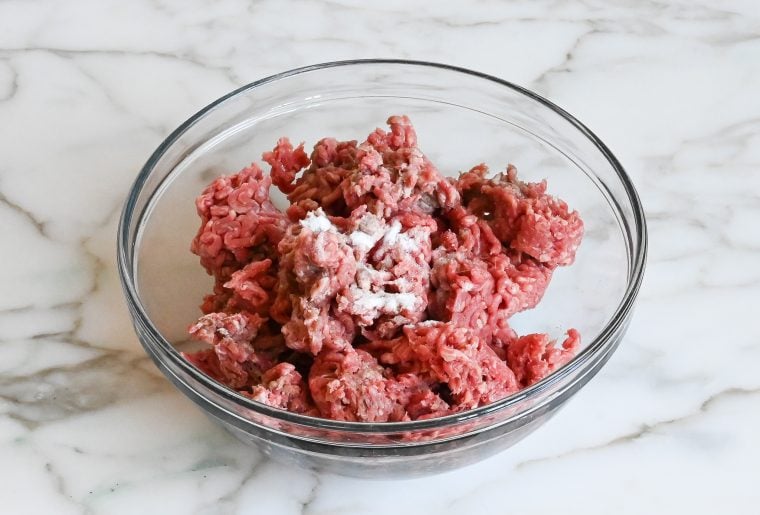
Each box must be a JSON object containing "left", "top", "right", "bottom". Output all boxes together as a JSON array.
[{"left": 117, "top": 58, "right": 648, "bottom": 433}]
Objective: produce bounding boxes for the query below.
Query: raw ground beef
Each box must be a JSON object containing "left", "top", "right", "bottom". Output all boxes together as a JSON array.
[{"left": 184, "top": 115, "right": 583, "bottom": 422}]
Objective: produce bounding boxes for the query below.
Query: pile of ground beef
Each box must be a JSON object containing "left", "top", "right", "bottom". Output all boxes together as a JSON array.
[{"left": 184, "top": 115, "right": 584, "bottom": 422}]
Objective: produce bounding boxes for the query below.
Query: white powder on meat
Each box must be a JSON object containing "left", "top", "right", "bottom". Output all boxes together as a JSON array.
[
  {"left": 301, "top": 208, "right": 335, "bottom": 233},
  {"left": 303, "top": 210, "right": 424, "bottom": 319},
  {"left": 349, "top": 230, "right": 379, "bottom": 251},
  {"left": 344, "top": 214, "right": 423, "bottom": 255},
  {"left": 348, "top": 212, "right": 386, "bottom": 252},
  {"left": 394, "top": 277, "right": 411, "bottom": 290},
  {"left": 352, "top": 288, "right": 419, "bottom": 314},
  {"left": 383, "top": 221, "right": 419, "bottom": 252}
]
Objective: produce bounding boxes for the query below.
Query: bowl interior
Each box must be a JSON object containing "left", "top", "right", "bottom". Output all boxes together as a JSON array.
[{"left": 134, "top": 91, "right": 630, "bottom": 358}]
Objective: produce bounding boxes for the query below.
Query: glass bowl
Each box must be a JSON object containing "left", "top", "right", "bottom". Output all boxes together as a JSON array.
[{"left": 117, "top": 60, "right": 647, "bottom": 478}]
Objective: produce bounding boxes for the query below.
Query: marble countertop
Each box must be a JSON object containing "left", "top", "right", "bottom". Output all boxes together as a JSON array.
[{"left": 2, "top": 1, "right": 759, "bottom": 513}]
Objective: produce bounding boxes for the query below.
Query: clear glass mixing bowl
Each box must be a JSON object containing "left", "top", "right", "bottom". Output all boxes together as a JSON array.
[{"left": 118, "top": 60, "right": 647, "bottom": 478}]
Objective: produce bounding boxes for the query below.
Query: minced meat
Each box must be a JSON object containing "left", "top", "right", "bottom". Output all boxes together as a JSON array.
[{"left": 184, "top": 115, "right": 583, "bottom": 421}]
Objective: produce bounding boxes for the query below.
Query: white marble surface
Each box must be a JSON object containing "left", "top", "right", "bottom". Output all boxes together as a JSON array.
[{"left": 1, "top": 1, "right": 759, "bottom": 513}]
